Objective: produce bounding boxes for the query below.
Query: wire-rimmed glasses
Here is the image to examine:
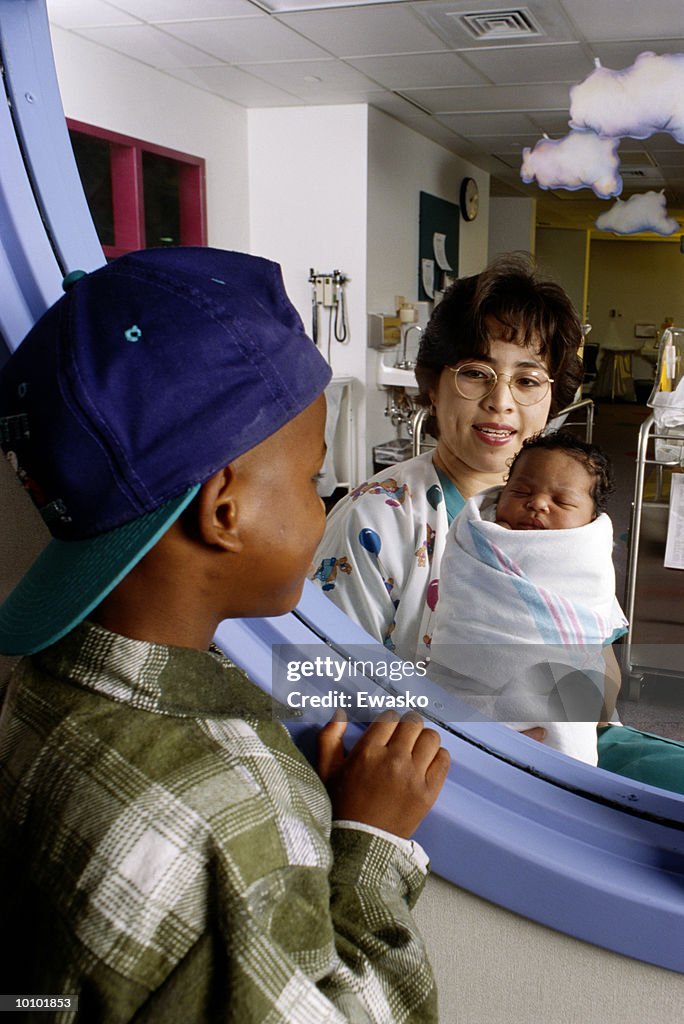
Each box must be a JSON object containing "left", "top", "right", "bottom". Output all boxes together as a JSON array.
[{"left": 448, "top": 362, "right": 554, "bottom": 406}]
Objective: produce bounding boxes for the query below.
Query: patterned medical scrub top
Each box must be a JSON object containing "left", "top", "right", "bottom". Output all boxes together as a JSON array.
[{"left": 311, "top": 452, "right": 464, "bottom": 662}]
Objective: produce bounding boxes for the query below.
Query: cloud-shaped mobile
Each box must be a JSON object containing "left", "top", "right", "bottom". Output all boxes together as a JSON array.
[
  {"left": 521, "top": 130, "right": 622, "bottom": 198},
  {"left": 595, "top": 191, "right": 680, "bottom": 235},
  {"left": 570, "top": 52, "right": 684, "bottom": 143}
]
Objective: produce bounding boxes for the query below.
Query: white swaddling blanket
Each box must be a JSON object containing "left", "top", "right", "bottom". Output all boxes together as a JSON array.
[{"left": 430, "top": 488, "right": 628, "bottom": 765}]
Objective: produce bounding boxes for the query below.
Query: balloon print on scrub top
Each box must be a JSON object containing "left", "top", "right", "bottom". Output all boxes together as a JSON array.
[
  {"left": 426, "top": 484, "right": 443, "bottom": 511},
  {"left": 358, "top": 528, "right": 394, "bottom": 597},
  {"left": 423, "top": 578, "right": 439, "bottom": 648}
]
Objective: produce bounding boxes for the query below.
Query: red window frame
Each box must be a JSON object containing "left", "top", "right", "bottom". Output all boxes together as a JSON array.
[{"left": 67, "top": 119, "right": 207, "bottom": 258}]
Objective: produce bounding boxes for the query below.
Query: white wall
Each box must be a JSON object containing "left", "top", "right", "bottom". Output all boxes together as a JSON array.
[
  {"left": 367, "top": 108, "right": 489, "bottom": 312},
  {"left": 248, "top": 104, "right": 369, "bottom": 481},
  {"left": 249, "top": 105, "right": 491, "bottom": 478},
  {"left": 488, "top": 196, "right": 536, "bottom": 260},
  {"left": 50, "top": 26, "right": 250, "bottom": 252},
  {"left": 247, "top": 105, "right": 368, "bottom": 377},
  {"left": 365, "top": 108, "right": 489, "bottom": 471},
  {"left": 536, "top": 227, "right": 588, "bottom": 321}
]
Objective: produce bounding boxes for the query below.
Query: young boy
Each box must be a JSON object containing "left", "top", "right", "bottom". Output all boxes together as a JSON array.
[
  {"left": 430, "top": 432, "right": 627, "bottom": 765},
  {"left": 0, "top": 248, "right": 449, "bottom": 1022}
]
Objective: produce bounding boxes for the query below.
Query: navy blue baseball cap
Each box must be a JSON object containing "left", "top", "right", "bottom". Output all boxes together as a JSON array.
[{"left": 0, "top": 247, "right": 331, "bottom": 655}]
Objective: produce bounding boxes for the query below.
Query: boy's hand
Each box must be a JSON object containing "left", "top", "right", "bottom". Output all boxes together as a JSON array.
[{"left": 317, "top": 711, "right": 450, "bottom": 839}]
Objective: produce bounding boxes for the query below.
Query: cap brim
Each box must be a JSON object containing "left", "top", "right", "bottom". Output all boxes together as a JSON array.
[{"left": 0, "top": 486, "right": 200, "bottom": 656}]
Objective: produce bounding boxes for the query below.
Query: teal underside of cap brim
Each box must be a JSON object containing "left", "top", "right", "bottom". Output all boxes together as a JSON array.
[{"left": 0, "top": 485, "right": 201, "bottom": 656}]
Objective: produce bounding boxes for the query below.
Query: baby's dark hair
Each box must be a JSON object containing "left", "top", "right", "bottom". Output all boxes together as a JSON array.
[{"left": 507, "top": 430, "right": 615, "bottom": 513}]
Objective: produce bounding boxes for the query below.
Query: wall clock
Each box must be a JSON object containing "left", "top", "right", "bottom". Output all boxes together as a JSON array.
[{"left": 460, "top": 177, "right": 479, "bottom": 221}]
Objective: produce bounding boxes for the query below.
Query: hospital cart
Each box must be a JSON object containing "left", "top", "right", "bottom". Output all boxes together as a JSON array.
[{"left": 621, "top": 329, "right": 684, "bottom": 699}]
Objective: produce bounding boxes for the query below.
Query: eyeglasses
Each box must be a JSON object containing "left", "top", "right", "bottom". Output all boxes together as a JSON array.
[{"left": 448, "top": 362, "right": 554, "bottom": 406}]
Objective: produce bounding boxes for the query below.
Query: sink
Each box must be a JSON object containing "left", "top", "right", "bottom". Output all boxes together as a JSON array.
[{"left": 375, "top": 351, "right": 418, "bottom": 390}]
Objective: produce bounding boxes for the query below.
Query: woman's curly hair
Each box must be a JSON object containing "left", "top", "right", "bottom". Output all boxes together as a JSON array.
[{"left": 415, "top": 253, "right": 585, "bottom": 438}]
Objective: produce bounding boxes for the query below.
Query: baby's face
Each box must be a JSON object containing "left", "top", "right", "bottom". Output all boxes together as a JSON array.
[{"left": 495, "top": 448, "right": 596, "bottom": 531}]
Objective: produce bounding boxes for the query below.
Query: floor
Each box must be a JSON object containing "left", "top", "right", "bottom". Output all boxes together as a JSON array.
[{"left": 577, "top": 398, "right": 684, "bottom": 742}]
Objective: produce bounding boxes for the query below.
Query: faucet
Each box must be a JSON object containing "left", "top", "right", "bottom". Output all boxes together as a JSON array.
[
  {"left": 395, "top": 323, "right": 422, "bottom": 370},
  {"left": 384, "top": 387, "right": 415, "bottom": 428}
]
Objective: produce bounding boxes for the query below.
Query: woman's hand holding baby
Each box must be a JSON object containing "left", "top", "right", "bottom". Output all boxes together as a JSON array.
[{"left": 317, "top": 712, "right": 450, "bottom": 839}]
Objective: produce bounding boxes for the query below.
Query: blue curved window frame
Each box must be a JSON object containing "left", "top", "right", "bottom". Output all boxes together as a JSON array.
[
  {"left": 215, "top": 582, "right": 684, "bottom": 974},
  {"left": 2, "top": 0, "right": 683, "bottom": 978}
]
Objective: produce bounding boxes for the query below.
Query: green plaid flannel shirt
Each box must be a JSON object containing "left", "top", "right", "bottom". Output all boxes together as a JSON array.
[{"left": 0, "top": 621, "right": 437, "bottom": 1023}]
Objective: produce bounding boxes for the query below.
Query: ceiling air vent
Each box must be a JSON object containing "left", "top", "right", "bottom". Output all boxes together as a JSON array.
[{"left": 453, "top": 8, "right": 544, "bottom": 41}]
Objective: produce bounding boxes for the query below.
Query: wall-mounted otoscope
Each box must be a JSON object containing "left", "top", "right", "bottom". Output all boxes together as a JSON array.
[{"left": 309, "top": 268, "right": 349, "bottom": 359}]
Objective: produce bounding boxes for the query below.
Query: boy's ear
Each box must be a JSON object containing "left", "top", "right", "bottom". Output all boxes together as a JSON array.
[{"left": 197, "top": 465, "right": 243, "bottom": 552}]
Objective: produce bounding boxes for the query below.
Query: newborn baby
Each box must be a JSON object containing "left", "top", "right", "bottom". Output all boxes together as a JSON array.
[
  {"left": 494, "top": 436, "right": 599, "bottom": 532},
  {"left": 430, "top": 430, "right": 628, "bottom": 765}
]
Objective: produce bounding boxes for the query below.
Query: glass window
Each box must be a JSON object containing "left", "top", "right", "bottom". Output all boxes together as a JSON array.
[
  {"left": 142, "top": 152, "right": 180, "bottom": 248},
  {"left": 67, "top": 121, "right": 205, "bottom": 258},
  {"left": 69, "top": 131, "right": 114, "bottom": 247}
]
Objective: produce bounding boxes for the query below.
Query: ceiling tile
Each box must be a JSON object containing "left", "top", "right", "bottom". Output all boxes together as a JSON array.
[
  {"left": 618, "top": 148, "right": 657, "bottom": 166},
  {"left": 168, "top": 64, "right": 301, "bottom": 105},
  {"left": 108, "top": 0, "right": 258, "bottom": 20},
  {"left": 589, "top": 38, "right": 684, "bottom": 69},
  {"left": 433, "top": 112, "right": 538, "bottom": 134},
  {"left": 237, "top": 58, "right": 378, "bottom": 95},
  {"left": 561, "top": 0, "right": 684, "bottom": 42},
  {"left": 47, "top": 0, "right": 684, "bottom": 227},
  {"left": 491, "top": 152, "right": 524, "bottom": 170},
  {"left": 400, "top": 83, "right": 573, "bottom": 114},
  {"left": 463, "top": 42, "right": 593, "bottom": 85},
  {"left": 46, "top": 0, "right": 140, "bottom": 28},
  {"left": 162, "top": 15, "right": 328, "bottom": 61},
  {"left": 616, "top": 139, "right": 657, "bottom": 155},
  {"left": 365, "top": 90, "right": 436, "bottom": 118},
  {"left": 277, "top": 6, "right": 447, "bottom": 57},
  {"left": 346, "top": 51, "right": 487, "bottom": 89},
  {"left": 657, "top": 156, "right": 684, "bottom": 169},
  {"left": 259, "top": 0, "right": 409, "bottom": 10},
  {"left": 298, "top": 94, "right": 376, "bottom": 106},
  {"left": 528, "top": 112, "right": 573, "bottom": 134},
  {"left": 620, "top": 170, "right": 665, "bottom": 191},
  {"left": 470, "top": 134, "right": 542, "bottom": 151},
  {"left": 643, "top": 132, "right": 684, "bottom": 154},
  {"left": 388, "top": 112, "right": 461, "bottom": 141},
  {"left": 74, "top": 24, "right": 223, "bottom": 66}
]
